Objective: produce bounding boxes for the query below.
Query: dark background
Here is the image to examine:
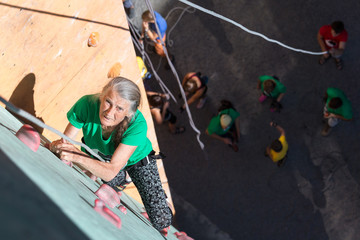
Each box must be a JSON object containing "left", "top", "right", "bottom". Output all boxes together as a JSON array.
[{"left": 132, "top": 0, "right": 360, "bottom": 239}]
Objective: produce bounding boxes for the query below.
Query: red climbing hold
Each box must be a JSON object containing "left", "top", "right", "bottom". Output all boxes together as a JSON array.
[
  {"left": 94, "top": 199, "right": 122, "bottom": 229},
  {"left": 95, "top": 184, "right": 120, "bottom": 208},
  {"left": 175, "top": 232, "right": 194, "bottom": 240},
  {"left": 15, "top": 124, "right": 40, "bottom": 152},
  {"left": 118, "top": 205, "right": 127, "bottom": 214},
  {"left": 141, "top": 211, "right": 149, "bottom": 220},
  {"left": 161, "top": 226, "right": 170, "bottom": 237}
]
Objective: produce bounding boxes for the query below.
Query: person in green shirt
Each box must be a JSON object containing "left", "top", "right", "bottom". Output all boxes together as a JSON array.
[
  {"left": 206, "top": 100, "right": 240, "bottom": 152},
  {"left": 49, "top": 77, "right": 172, "bottom": 231},
  {"left": 257, "top": 75, "right": 286, "bottom": 112},
  {"left": 322, "top": 87, "right": 353, "bottom": 136}
]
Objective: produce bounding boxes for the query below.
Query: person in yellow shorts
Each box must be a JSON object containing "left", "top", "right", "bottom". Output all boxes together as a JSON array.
[{"left": 265, "top": 121, "right": 288, "bottom": 167}]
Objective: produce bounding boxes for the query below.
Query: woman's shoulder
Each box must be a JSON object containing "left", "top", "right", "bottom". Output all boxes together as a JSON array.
[
  {"left": 130, "top": 110, "right": 147, "bottom": 126},
  {"left": 76, "top": 94, "right": 100, "bottom": 105}
]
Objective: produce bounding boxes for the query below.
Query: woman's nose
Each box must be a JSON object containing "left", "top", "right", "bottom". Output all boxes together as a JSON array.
[{"left": 106, "top": 106, "right": 115, "bottom": 116}]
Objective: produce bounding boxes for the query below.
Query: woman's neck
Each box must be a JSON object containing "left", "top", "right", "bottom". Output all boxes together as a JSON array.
[{"left": 102, "top": 125, "right": 115, "bottom": 139}]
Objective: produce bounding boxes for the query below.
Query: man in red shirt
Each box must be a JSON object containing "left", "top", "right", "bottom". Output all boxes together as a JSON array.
[{"left": 317, "top": 21, "right": 348, "bottom": 70}]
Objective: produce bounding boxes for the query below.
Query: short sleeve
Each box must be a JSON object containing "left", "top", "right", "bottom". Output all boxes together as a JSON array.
[
  {"left": 276, "top": 82, "right": 286, "bottom": 93},
  {"left": 319, "top": 25, "right": 328, "bottom": 36},
  {"left": 67, "top": 95, "right": 92, "bottom": 129},
  {"left": 121, "top": 112, "right": 148, "bottom": 146}
]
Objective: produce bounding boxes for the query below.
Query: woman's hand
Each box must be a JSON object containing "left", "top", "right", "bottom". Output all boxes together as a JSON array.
[
  {"left": 223, "top": 137, "right": 232, "bottom": 145},
  {"left": 142, "top": 21, "right": 149, "bottom": 31},
  {"left": 54, "top": 142, "right": 87, "bottom": 163},
  {"left": 49, "top": 138, "right": 66, "bottom": 153}
]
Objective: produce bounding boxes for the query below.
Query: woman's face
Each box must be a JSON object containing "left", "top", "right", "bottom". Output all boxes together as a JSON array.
[{"left": 99, "top": 88, "right": 131, "bottom": 129}]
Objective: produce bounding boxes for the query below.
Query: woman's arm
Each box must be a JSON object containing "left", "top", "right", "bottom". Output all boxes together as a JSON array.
[
  {"left": 235, "top": 116, "right": 241, "bottom": 140},
  {"left": 206, "top": 129, "right": 232, "bottom": 145},
  {"left": 64, "top": 122, "right": 80, "bottom": 139},
  {"left": 49, "top": 123, "right": 80, "bottom": 151},
  {"left": 327, "top": 113, "right": 352, "bottom": 121},
  {"left": 57, "top": 142, "right": 137, "bottom": 181},
  {"left": 276, "top": 93, "right": 285, "bottom": 102},
  {"left": 270, "top": 122, "right": 285, "bottom": 136},
  {"left": 183, "top": 88, "right": 205, "bottom": 108},
  {"left": 151, "top": 108, "right": 164, "bottom": 124},
  {"left": 182, "top": 72, "right": 194, "bottom": 86},
  {"left": 257, "top": 80, "right": 261, "bottom": 89}
]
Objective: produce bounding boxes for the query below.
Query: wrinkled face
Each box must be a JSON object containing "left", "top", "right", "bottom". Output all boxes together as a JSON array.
[{"left": 99, "top": 88, "right": 131, "bottom": 129}]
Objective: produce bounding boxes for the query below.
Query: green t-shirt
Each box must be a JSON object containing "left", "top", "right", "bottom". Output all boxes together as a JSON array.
[
  {"left": 67, "top": 94, "right": 152, "bottom": 166},
  {"left": 207, "top": 108, "right": 240, "bottom": 136},
  {"left": 326, "top": 88, "right": 353, "bottom": 120},
  {"left": 259, "top": 75, "right": 286, "bottom": 98}
]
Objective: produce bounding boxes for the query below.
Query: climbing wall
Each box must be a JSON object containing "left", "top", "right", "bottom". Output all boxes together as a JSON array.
[{"left": 0, "top": 0, "right": 173, "bottom": 213}]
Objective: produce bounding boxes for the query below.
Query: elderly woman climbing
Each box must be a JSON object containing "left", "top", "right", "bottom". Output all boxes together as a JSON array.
[{"left": 49, "top": 77, "right": 172, "bottom": 231}]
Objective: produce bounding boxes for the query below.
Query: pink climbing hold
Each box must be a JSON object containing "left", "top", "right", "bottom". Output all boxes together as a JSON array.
[
  {"left": 141, "top": 211, "right": 149, "bottom": 220},
  {"left": 95, "top": 184, "right": 120, "bottom": 208},
  {"left": 94, "top": 199, "right": 122, "bottom": 229},
  {"left": 15, "top": 124, "right": 40, "bottom": 152},
  {"left": 161, "top": 226, "right": 170, "bottom": 237},
  {"left": 61, "top": 159, "right": 73, "bottom": 167},
  {"left": 117, "top": 191, "right": 122, "bottom": 198},
  {"left": 175, "top": 232, "right": 195, "bottom": 240},
  {"left": 142, "top": 211, "right": 170, "bottom": 236},
  {"left": 118, "top": 205, "right": 127, "bottom": 214}
]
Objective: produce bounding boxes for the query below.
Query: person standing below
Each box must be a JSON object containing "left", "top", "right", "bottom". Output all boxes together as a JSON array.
[
  {"left": 147, "top": 91, "right": 185, "bottom": 134},
  {"left": 265, "top": 122, "right": 288, "bottom": 167},
  {"left": 257, "top": 75, "right": 286, "bottom": 112},
  {"left": 206, "top": 100, "right": 240, "bottom": 152},
  {"left": 180, "top": 72, "right": 209, "bottom": 111},
  {"left": 49, "top": 77, "right": 172, "bottom": 231},
  {"left": 140, "top": 10, "right": 174, "bottom": 66},
  {"left": 317, "top": 21, "right": 348, "bottom": 70},
  {"left": 322, "top": 87, "right": 353, "bottom": 136},
  {"left": 122, "top": 0, "right": 135, "bottom": 19}
]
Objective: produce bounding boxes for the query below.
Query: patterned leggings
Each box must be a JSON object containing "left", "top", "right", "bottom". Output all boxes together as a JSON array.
[{"left": 106, "top": 154, "right": 173, "bottom": 231}]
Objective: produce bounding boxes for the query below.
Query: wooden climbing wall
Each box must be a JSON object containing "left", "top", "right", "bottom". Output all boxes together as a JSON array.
[{"left": 0, "top": 0, "right": 173, "bottom": 213}]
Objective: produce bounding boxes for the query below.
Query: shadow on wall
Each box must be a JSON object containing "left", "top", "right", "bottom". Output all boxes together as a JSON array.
[{"left": 7, "top": 73, "right": 44, "bottom": 134}]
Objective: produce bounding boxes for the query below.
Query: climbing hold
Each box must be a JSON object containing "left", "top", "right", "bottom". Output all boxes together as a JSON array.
[
  {"left": 141, "top": 211, "right": 170, "bottom": 235},
  {"left": 117, "top": 191, "right": 122, "bottom": 198},
  {"left": 141, "top": 211, "right": 149, "bottom": 220},
  {"left": 107, "top": 62, "right": 122, "bottom": 78},
  {"left": 95, "top": 184, "right": 120, "bottom": 208},
  {"left": 175, "top": 232, "right": 194, "bottom": 240},
  {"left": 118, "top": 205, "right": 127, "bottom": 214},
  {"left": 94, "top": 199, "right": 122, "bottom": 229},
  {"left": 62, "top": 159, "right": 73, "bottom": 167},
  {"left": 161, "top": 226, "right": 170, "bottom": 237},
  {"left": 15, "top": 124, "right": 40, "bottom": 152},
  {"left": 88, "top": 32, "right": 99, "bottom": 47}
]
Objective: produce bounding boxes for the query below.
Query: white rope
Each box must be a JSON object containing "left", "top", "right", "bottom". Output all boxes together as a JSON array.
[
  {"left": 0, "top": 96, "right": 107, "bottom": 162},
  {"left": 177, "top": 0, "right": 326, "bottom": 55},
  {"left": 165, "top": 6, "right": 196, "bottom": 47},
  {"left": 127, "top": 19, "right": 177, "bottom": 103},
  {"left": 144, "top": 0, "right": 205, "bottom": 150}
]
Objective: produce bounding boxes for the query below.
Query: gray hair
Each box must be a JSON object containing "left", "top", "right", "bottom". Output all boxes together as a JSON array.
[
  {"left": 101, "top": 77, "right": 141, "bottom": 117},
  {"left": 101, "top": 77, "right": 142, "bottom": 146}
]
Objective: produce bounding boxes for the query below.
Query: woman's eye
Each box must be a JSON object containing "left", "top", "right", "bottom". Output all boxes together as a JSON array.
[{"left": 117, "top": 107, "right": 123, "bottom": 112}]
